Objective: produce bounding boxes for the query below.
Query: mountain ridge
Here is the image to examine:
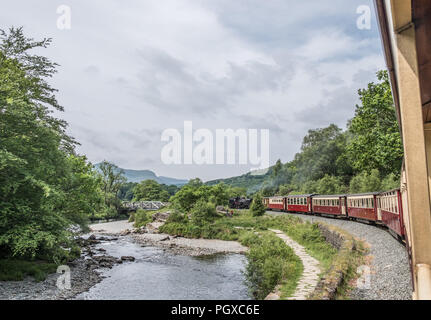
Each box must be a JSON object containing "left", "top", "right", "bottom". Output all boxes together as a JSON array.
[{"left": 94, "top": 163, "right": 188, "bottom": 186}]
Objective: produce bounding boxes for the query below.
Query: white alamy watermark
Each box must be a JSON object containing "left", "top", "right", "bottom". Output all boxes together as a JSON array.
[
  {"left": 356, "top": 5, "right": 371, "bottom": 30},
  {"left": 161, "top": 121, "right": 270, "bottom": 175},
  {"left": 57, "top": 5, "right": 72, "bottom": 30},
  {"left": 56, "top": 265, "right": 71, "bottom": 290}
]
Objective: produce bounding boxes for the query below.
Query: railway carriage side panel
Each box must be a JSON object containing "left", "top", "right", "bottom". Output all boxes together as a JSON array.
[
  {"left": 347, "top": 194, "right": 379, "bottom": 221},
  {"left": 379, "top": 190, "right": 405, "bottom": 237}
]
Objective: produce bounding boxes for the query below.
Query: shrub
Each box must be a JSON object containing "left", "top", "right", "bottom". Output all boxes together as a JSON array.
[
  {"left": 166, "top": 210, "right": 187, "bottom": 223},
  {"left": 128, "top": 211, "right": 135, "bottom": 222},
  {"left": 250, "top": 194, "right": 266, "bottom": 217},
  {"left": 245, "top": 233, "right": 302, "bottom": 299},
  {"left": 349, "top": 169, "right": 381, "bottom": 193},
  {"left": 0, "top": 259, "right": 58, "bottom": 282},
  {"left": 133, "top": 209, "right": 154, "bottom": 228},
  {"left": 190, "top": 200, "right": 217, "bottom": 226}
]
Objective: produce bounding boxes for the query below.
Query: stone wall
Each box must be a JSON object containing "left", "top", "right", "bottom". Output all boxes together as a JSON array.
[{"left": 310, "top": 222, "right": 361, "bottom": 300}]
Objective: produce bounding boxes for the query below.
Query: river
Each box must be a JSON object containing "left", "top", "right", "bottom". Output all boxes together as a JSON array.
[{"left": 76, "top": 236, "right": 251, "bottom": 300}]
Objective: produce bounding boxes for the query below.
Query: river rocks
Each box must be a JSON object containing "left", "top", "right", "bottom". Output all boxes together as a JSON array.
[
  {"left": 120, "top": 229, "right": 131, "bottom": 235},
  {"left": 153, "top": 211, "right": 171, "bottom": 222},
  {"left": 159, "top": 236, "right": 170, "bottom": 241},
  {"left": 92, "top": 255, "right": 122, "bottom": 268},
  {"left": 89, "top": 234, "right": 96, "bottom": 240},
  {"left": 121, "top": 256, "right": 135, "bottom": 262},
  {"left": 146, "top": 221, "right": 164, "bottom": 234}
]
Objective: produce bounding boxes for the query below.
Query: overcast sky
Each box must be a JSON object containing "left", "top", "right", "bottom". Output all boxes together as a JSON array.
[{"left": 1, "top": 0, "right": 386, "bottom": 181}]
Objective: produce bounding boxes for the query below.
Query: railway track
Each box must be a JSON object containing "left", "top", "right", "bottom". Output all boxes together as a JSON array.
[{"left": 266, "top": 210, "right": 412, "bottom": 300}]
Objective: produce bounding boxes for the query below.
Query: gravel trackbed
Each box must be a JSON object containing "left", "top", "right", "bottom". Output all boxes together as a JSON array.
[{"left": 267, "top": 211, "right": 412, "bottom": 300}]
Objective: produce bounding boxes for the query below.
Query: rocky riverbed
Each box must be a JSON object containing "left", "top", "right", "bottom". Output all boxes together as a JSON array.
[
  {"left": 0, "top": 234, "right": 131, "bottom": 300},
  {"left": 0, "top": 219, "right": 248, "bottom": 300}
]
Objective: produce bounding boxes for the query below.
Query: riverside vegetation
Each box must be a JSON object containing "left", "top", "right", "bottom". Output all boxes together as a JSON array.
[
  {"left": 130, "top": 181, "right": 363, "bottom": 300},
  {"left": 0, "top": 27, "right": 381, "bottom": 297}
]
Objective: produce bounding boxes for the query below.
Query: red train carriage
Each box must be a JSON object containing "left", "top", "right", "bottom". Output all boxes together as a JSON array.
[
  {"left": 286, "top": 194, "right": 313, "bottom": 213},
  {"left": 346, "top": 192, "right": 379, "bottom": 222},
  {"left": 378, "top": 189, "right": 405, "bottom": 238},
  {"left": 265, "top": 196, "right": 285, "bottom": 211},
  {"left": 312, "top": 195, "right": 347, "bottom": 217}
]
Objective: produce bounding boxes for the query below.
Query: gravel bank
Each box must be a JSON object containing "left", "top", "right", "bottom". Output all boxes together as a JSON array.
[
  {"left": 132, "top": 233, "right": 248, "bottom": 256},
  {"left": 90, "top": 220, "right": 134, "bottom": 234},
  {"left": 92, "top": 219, "right": 248, "bottom": 256},
  {"left": 267, "top": 211, "right": 412, "bottom": 300}
]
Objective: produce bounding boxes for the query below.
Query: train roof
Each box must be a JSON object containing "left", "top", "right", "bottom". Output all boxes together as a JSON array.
[
  {"left": 312, "top": 194, "right": 347, "bottom": 198},
  {"left": 286, "top": 194, "right": 315, "bottom": 197},
  {"left": 379, "top": 188, "right": 401, "bottom": 194},
  {"left": 346, "top": 192, "right": 381, "bottom": 197}
]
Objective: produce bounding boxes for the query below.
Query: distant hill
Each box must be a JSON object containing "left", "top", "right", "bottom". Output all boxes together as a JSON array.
[
  {"left": 94, "top": 163, "right": 188, "bottom": 186},
  {"left": 206, "top": 168, "right": 272, "bottom": 194}
]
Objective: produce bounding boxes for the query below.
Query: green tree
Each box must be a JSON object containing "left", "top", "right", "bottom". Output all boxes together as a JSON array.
[
  {"left": 169, "top": 185, "right": 201, "bottom": 212},
  {"left": 381, "top": 173, "right": 399, "bottom": 191},
  {"left": 228, "top": 186, "right": 247, "bottom": 198},
  {"left": 346, "top": 70, "right": 403, "bottom": 176},
  {"left": 209, "top": 183, "right": 230, "bottom": 206},
  {"left": 0, "top": 27, "right": 101, "bottom": 260},
  {"left": 118, "top": 182, "right": 138, "bottom": 201},
  {"left": 272, "top": 159, "right": 283, "bottom": 178},
  {"left": 98, "top": 161, "right": 126, "bottom": 215},
  {"left": 293, "top": 124, "right": 349, "bottom": 184},
  {"left": 349, "top": 169, "right": 382, "bottom": 193},
  {"left": 133, "top": 180, "right": 170, "bottom": 202},
  {"left": 315, "top": 175, "right": 346, "bottom": 194},
  {"left": 58, "top": 156, "right": 105, "bottom": 225},
  {"left": 250, "top": 194, "right": 266, "bottom": 217},
  {"left": 190, "top": 200, "right": 217, "bottom": 226}
]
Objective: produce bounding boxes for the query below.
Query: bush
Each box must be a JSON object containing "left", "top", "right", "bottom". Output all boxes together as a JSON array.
[
  {"left": 166, "top": 210, "right": 187, "bottom": 223},
  {"left": 190, "top": 200, "right": 217, "bottom": 226},
  {"left": 0, "top": 259, "right": 58, "bottom": 282},
  {"left": 133, "top": 209, "right": 154, "bottom": 228},
  {"left": 349, "top": 169, "right": 381, "bottom": 193},
  {"left": 245, "top": 233, "right": 302, "bottom": 299},
  {"left": 250, "top": 194, "right": 266, "bottom": 217},
  {"left": 128, "top": 211, "right": 135, "bottom": 222}
]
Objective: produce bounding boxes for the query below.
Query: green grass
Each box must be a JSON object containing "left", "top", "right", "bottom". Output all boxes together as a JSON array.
[
  {"left": 158, "top": 210, "right": 327, "bottom": 299},
  {"left": 264, "top": 216, "right": 338, "bottom": 272},
  {"left": 157, "top": 209, "right": 363, "bottom": 299},
  {"left": 0, "top": 259, "right": 58, "bottom": 282}
]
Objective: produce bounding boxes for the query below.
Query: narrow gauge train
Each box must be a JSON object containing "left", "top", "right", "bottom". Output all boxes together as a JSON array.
[{"left": 264, "top": 189, "right": 405, "bottom": 239}]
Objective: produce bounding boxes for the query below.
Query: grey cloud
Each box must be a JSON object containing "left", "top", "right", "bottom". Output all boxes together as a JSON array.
[{"left": 84, "top": 65, "right": 100, "bottom": 75}]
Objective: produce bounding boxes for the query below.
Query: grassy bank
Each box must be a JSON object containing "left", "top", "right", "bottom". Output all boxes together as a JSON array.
[
  {"left": 0, "top": 259, "right": 58, "bottom": 282},
  {"left": 158, "top": 209, "right": 344, "bottom": 299},
  {"left": 0, "top": 244, "right": 81, "bottom": 282}
]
